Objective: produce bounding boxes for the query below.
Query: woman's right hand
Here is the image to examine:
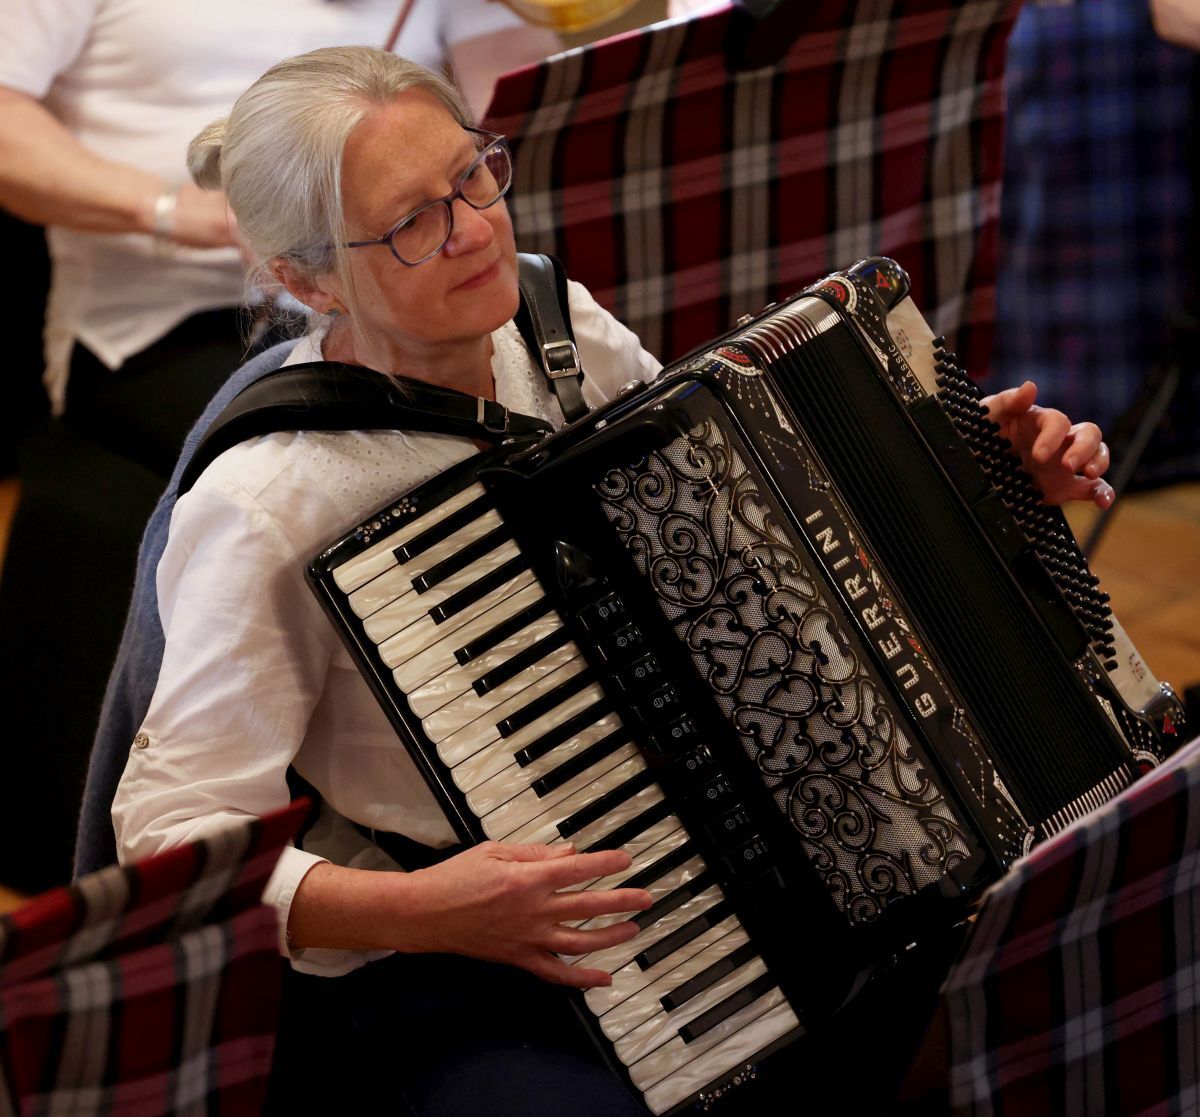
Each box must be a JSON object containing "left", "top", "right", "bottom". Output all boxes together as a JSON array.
[{"left": 405, "top": 841, "right": 654, "bottom": 988}]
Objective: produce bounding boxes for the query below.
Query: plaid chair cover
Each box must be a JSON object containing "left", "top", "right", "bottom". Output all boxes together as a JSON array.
[
  {"left": 487, "top": 0, "right": 1021, "bottom": 375},
  {"left": 941, "top": 736, "right": 1200, "bottom": 1117},
  {"left": 0, "top": 802, "right": 307, "bottom": 1116}
]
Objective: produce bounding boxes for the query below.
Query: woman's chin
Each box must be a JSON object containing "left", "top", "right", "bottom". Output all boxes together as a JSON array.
[{"left": 467, "top": 265, "right": 521, "bottom": 333}]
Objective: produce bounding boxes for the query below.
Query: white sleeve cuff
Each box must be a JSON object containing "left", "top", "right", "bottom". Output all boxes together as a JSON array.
[{"left": 263, "top": 846, "right": 393, "bottom": 978}]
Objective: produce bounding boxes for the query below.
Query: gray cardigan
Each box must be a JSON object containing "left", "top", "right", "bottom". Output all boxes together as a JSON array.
[{"left": 75, "top": 339, "right": 300, "bottom": 877}]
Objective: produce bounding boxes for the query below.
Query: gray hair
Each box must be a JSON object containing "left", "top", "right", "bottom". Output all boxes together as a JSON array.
[{"left": 188, "top": 45, "right": 472, "bottom": 322}]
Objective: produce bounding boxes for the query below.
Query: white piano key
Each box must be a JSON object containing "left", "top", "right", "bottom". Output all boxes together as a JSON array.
[
  {"left": 436, "top": 676, "right": 607, "bottom": 768},
  {"left": 406, "top": 613, "right": 564, "bottom": 717},
  {"left": 579, "top": 854, "right": 708, "bottom": 933},
  {"left": 584, "top": 915, "right": 741, "bottom": 1018},
  {"left": 508, "top": 777, "right": 666, "bottom": 851},
  {"left": 385, "top": 572, "right": 540, "bottom": 682},
  {"left": 363, "top": 539, "right": 523, "bottom": 645},
  {"left": 347, "top": 508, "right": 505, "bottom": 619},
  {"left": 629, "top": 985, "right": 789, "bottom": 1091},
  {"left": 570, "top": 884, "right": 725, "bottom": 977},
  {"left": 471, "top": 742, "right": 639, "bottom": 822},
  {"left": 422, "top": 646, "right": 582, "bottom": 742},
  {"left": 564, "top": 825, "right": 688, "bottom": 896},
  {"left": 450, "top": 712, "right": 624, "bottom": 795},
  {"left": 553, "top": 785, "right": 670, "bottom": 856},
  {"left": 484, "top": 752, "right": 646, "bottom": 841},
  {"left": 615, "top": 956, "right": 768, "bottom": 1065},
  {"left": 454, "top": 714, "right": 624, "bottom": 802},
  {"left": 640, "top": 999, "right": 800, "bottom": 1115},
  {"left": 347, "top": 563, "right": 411, "bottom": 622},
  {"left": 331, "top": 482, "right": 487, "bottom": 593}
]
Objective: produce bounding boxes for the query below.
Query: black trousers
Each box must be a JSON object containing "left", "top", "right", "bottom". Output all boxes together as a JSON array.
[
  {"left": 0, "top": 309, "right": 271, "bottom": 892},
  {"left": 265, "top": 953, "right": 646, "bottom": 1117}
]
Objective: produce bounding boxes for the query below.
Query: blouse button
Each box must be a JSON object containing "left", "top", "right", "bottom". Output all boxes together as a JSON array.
[{"left": 133, "top": 732, "right": 151, "bottom": 750}]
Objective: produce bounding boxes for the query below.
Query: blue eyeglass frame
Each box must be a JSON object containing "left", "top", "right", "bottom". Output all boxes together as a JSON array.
[{"left": 343, "top": 127, "right": 512, "bottom": 267}]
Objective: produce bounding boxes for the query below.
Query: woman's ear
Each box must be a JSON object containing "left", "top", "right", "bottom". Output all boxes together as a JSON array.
[{"left": 269, "top": 257, "right": 343, "bottom": 316}]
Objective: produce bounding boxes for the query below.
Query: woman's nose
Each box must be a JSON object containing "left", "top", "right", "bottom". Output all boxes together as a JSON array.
[{"left": 442, "top": 197, "right": 494, "bottom": 256}]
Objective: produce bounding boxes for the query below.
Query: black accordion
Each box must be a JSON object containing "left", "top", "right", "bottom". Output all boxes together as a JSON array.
[{"left": 307, "top": 257, "right": 1182, "bottom": 1114}]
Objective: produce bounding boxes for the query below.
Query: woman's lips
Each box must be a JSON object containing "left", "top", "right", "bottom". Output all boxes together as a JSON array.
[{"left": 453, "top": 258, "right": 501, "bottom": 291}]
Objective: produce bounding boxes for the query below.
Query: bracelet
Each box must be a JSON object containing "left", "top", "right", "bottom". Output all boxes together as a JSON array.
[{"left": 152, "top": 184, "right": 180, "bottom": 239}]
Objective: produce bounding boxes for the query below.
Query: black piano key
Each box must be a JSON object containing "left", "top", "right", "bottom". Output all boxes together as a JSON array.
[
  {"left": 473, "top": 626, "right": 572, "bottom": 696},
  {"left": 581, "top": 798, "right": 673, "bottom": 853},
  {"left": 515, "top": 699, "right": 613, "bottom": 767},
  {"left": 632, "top": 870, "right": 715, "bottom": 932},
  {"left": 531, "top": 729, "right": 630, "bottom": 796},
  {"left": 429, "top": 555, "right": 529, "bottom": 624},
  {"left": 636, "top": 899, "right": 735, "bottom": 971},
  {"left": 622, "top": 841, "right": 697, "bottom": 893},
  {"left": 678, "top": 972, "right": 778, "bottom": 1044},
  {"left": 497, "top": 669, "right": 596, "bottom": 738},
  {"left": 412, "top": 524, "right": 513, "bottom": 594},
  {"left": 455, "top": 598, "right": 552, "bottom": 666},
  {"left": 395, "top": 493, "right": 494, "bottom": 562},
  {"left": 660, "top": 942, "right": 759, "bottom": 1013},
  {"left": 557, "top": 769, "right": 656, "bottom": 839}
]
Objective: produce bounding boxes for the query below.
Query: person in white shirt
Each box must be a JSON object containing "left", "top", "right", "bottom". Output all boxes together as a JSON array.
[
  {"left": 105, "top": 43, "right": 1115, "bottom": 1114},
  {"left": 0, "top": 0, "right": 561, "bottom": 894}
]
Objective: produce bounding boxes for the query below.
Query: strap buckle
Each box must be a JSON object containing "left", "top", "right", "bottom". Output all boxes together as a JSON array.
[
  {"left": 476, "top": 396, "right": 511, "bottom": 434},
  {"left": 540, "top": 339, "right": 582, "bottom": 381}
]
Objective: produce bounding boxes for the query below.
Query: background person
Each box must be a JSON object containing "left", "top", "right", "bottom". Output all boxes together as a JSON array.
[{"left": 0, "top": 0, "right": 561, "bottom": 893}]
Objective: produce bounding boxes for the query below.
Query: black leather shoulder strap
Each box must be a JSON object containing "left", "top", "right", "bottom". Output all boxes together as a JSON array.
[
  {"left": 515, "top": 252, "right": 588, "bottom": 423},
  {"left": 177, "top": 360, "right": 550, "bottom": 496}
]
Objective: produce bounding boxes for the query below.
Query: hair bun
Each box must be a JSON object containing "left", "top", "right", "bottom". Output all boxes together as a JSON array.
[{"left": 186, "top": 119, "right": 227, "bottom": 190}]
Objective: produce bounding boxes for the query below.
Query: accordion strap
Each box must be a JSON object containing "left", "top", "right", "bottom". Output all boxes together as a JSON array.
[
  {"left": 176, "top": 360, "right": 551, "bottom": 496},
  {"left": 516, "top": 251, "right": 588, "bottom": 423},
  {"left": 178, "top": 253, "right": 583, "bottom": 496}
]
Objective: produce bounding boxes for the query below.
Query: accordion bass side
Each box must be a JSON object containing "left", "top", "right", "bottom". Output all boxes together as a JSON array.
[{"left": 307, "top": 257, "right": 1183, "bottom": 1114}]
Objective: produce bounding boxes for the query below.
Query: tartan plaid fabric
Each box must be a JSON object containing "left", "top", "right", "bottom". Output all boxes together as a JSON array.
[
  {"left": 988, "top": 0, "right": 1200, "bottom": 477},
  {"left": 487, "top": 0, "right": 1021, "bottom": 376},
  {"left": 0, "top": 802, "right": 307, "bottom": 1116},
  {"left": 941, "top": 735, "right": 1200, "bottom": 1117}
]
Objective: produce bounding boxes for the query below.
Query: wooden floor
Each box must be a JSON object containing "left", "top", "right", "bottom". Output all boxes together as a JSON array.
[
  {"left": 1064, "top": 483, "right": 1200, "bottom": 692},
  {"left": 1, "top": 475, "right": 1197, "bottom": 917}
]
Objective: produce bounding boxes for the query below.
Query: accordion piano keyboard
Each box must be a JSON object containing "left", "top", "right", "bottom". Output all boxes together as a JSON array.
[{"left": 330, "top": 485, "right": 801, "bottom": 1114}]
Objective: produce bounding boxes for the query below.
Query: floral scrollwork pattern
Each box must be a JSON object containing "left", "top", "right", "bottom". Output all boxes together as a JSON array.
[{"left": 595, "top": 421, "right": 972, "bottom": 925}]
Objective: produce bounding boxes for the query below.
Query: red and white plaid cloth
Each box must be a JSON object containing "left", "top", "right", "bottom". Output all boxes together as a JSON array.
[
  {"left": 0, "top": 802, "right": 307, "bottom": 1116},
  {"left": 488, "top": 0, "right": 1020, "bottom": 375},
  {"left": 941, "top": 736, "right": 1200, "bottom": 1116}
]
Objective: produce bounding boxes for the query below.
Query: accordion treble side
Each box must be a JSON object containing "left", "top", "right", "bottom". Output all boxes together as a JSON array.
[{"left": 307, "top": 257, "right": 1182, "bottom": 1114}]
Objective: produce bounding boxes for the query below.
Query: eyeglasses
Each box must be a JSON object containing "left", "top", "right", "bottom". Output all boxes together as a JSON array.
[{"left": 344, "top": 129, "right": 513, "bottom": 267}]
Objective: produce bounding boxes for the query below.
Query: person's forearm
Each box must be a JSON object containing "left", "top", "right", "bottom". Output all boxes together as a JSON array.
[
  {"left": 0, "top": 86, "right": 238, "bottom": 247},
  {"left": 287, "top": 861, "right": 425, "bottom": 953},
  {"left": 0, "top": 87, "right": 163, "bottom": 233},
  {"left": 285, "top": 841, "right": 651, "bottom": 987}
]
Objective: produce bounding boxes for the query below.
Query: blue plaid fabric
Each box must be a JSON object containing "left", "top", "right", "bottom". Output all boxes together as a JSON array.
[{"left": 987, "top": 0, "right": 1199, "bottom": 484}]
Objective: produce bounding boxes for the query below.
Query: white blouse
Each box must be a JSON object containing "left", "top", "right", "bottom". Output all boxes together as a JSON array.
[{"left": 112, "top": 282, "right": 661, "bottom": 976}]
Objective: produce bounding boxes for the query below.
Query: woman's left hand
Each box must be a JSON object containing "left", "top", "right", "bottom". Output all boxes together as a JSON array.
[{"left": 982, "top": 380, "right": 1115, "bottom": 509}]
